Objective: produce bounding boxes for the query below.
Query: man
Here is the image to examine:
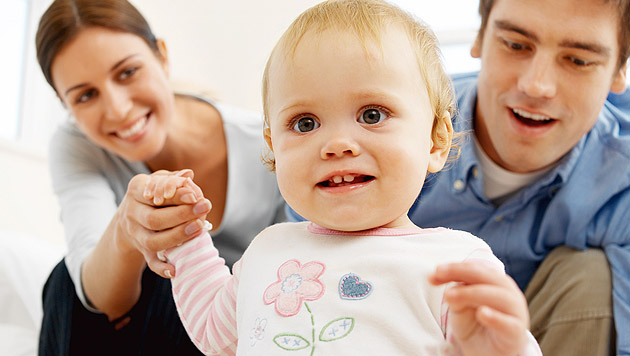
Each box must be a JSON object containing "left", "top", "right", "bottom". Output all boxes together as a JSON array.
[{"left": 410, "top": 0, "right": 629, "bottom": 354}]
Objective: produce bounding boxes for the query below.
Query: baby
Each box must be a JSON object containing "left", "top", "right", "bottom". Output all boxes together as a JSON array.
[{"left": 145, "top": 0, "right": 542, "bottom": 355}]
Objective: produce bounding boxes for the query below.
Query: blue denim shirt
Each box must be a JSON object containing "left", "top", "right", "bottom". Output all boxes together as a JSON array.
[
  {"left": 285, "top": 72, "right": 630, "bottom": 353},
  {"left": 411, "top": 72, "right": 630, "bottom": 354}
]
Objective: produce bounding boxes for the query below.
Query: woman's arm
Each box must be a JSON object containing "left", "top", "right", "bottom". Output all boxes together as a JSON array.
[{"left": 81, "top": 172, "right": 211, "bottom": 319}]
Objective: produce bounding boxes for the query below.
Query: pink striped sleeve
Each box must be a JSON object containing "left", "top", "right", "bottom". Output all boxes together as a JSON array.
[{"left": 163, "top": 232, "right": 240, "bottom": 356}]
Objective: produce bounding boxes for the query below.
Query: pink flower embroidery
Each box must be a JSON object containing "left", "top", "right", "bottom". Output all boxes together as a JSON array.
[{"left": 263, "top": 259, "right": 326, "bottom": 317}]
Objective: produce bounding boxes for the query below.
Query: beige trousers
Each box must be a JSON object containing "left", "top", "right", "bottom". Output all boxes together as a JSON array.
[{"left": 525, "top": 246, "right": 614, "bottom": 356}]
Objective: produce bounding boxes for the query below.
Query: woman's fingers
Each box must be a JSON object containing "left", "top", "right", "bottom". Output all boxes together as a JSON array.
[{"left": 143, "top": 250, "right": 175, "bottom": 278}]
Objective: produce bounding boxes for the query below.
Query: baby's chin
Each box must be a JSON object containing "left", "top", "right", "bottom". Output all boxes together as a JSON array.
[{"left": 310, "top": 214, "right": 414, "bottom": 232}]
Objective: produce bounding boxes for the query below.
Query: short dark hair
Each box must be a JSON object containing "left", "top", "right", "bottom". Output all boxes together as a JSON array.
[{"left": 476, "top": 0, "right": 630, "bottom": 69}]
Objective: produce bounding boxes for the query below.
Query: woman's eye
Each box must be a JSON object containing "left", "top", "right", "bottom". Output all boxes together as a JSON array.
[
  {"left": 292, "top": 116, "right": 320, "bottom": 132},
  {"left": 76, "top": 89, "right": 96, "bottom": 104},
  {"left": 359, "top": 108, "right": 387, "bottom": 124},
  {"left": 119, "top": 67, "right": 137, "bottom": 80}
]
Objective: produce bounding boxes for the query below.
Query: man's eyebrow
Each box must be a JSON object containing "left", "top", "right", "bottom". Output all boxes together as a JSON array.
[
  {"left": 494, "top": 20, "right": 539, "bottom": 43},
  {"left": 64, "top": 54, "right": 138, "bottom": 96},
  {"left": 558, "top": 39, "right": 610, "bottom": 57},
  {"left": 494, "top": 19, "right": 611, "bottom": 57}
]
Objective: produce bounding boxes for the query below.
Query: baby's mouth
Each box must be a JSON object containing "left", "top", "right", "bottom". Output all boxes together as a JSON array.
[
  {"left": 512, "top": 108, "right": 555, "bottom": 127},
  {"left": 318, "top": 174, "right": 375, "bottom": 188}
]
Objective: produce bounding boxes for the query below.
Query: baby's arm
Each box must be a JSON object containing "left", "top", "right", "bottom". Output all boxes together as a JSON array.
[
  {"left": 145, "top": 173, "right": 240, "bottom": 355},
  {"left": 429, "top": 259, "right": 542, "bottom": 356},
  {"left": 163, "top": 231, "right": 239, "bottom": 355}
]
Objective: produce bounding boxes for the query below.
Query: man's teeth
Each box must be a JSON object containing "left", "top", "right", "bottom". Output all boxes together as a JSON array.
[
  {"left": 513, "top": 108, "right": 550, "bottom": 121},
  {"left": 331, "top": 175, "right": 355, "bottom": 184},
  {"left": 117, "top": 117, "right": 147, "bottom": 138}
]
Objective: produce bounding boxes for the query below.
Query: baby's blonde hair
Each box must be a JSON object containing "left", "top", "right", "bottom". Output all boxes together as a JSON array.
[{"left": 262, "top": 0, "right": 456, "bottom": 170}]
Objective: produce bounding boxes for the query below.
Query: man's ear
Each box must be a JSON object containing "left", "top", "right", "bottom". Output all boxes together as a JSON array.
[
  {"left": 470, "top": 36, "right": 482, "bottom": 59},
  {"left": 611, "top": 61, "right": 627, "bottom": 94},
  {"left": 155, "top": 39, "right": 170, "bottom": 76},
  {"left": 427, "top": 111, "right": 454, "bottom": 173},
  {"left": 264, "top": 127, "right": 273, "bottom": 152}
]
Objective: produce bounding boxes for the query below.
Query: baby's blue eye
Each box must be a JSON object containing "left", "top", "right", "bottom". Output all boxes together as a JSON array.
[
  {"left": 359, "top": 108, "right": 386, "bottom": 124},
  {"left": 293, "top": 117, "right": 320, "bottom": 132}
]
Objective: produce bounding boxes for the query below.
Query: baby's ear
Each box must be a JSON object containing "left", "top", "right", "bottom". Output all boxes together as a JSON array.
[
  {"left": 263, "top": 127, "right": 273, "bottom": 152},
  {"left": 427, "top": 111, "right": 453, "bottom": 173}
]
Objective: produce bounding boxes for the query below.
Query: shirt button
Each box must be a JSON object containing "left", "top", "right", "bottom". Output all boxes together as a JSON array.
[
  {"left": 494, "top": 215, "right": 504, "bottom": 222},
  {"left": 453, "top": 179, "right": 465, "bottom": 192}
]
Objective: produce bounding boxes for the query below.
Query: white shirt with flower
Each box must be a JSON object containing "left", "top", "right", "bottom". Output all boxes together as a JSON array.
[{"left": 165, "top": 221, "right": 541, "bottom": 356}]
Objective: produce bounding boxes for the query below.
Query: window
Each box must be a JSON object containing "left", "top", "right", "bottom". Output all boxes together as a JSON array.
[
  {"left": 391, "top": 0, "right": 481, "bottom": 74},
  {"left": 1, "top": 1, "right": 29, "bottom": 141}
]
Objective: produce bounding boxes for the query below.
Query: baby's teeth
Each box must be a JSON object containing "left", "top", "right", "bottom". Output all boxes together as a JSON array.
[
  {"left": 332, "top": 176, "right": 343, "bottom": 184},
  {"left": 343, "top": 175, "right": 354, "bottom": 182}
]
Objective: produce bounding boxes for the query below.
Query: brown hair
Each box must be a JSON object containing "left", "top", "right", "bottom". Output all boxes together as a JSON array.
[
  {"left": 36, "top": 0, "right": 159, "bottom": 90},
  {"left": 477, "top": 0, "right": 630, "bottom": 69},
  {"left": 262, "top": 0, "right": 456, "bottom": 170}
]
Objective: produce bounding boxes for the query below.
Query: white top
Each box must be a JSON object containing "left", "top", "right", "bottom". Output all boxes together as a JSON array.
[
  {"left": 165, "top": 222, "right": 542, "bottom": 355},
  {"left": 473, "top": 137, "right": 551, "bottom": 205},
  {"left": 48, "top": 94, "right": 286, "bottom": 310}
]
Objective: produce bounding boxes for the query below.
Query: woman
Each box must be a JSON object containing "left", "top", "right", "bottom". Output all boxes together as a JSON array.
[{"left": 36, "top": 0, "right": 285, "bottom": 354}]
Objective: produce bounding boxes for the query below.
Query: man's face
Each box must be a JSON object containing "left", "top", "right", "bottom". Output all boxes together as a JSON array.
[{"left": 472, "top": 0, "right": 626, "bottom": 173}]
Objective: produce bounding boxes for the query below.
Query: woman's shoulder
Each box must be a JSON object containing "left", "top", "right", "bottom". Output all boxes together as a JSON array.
[{"left": 175, "top": 90, "right": 262, "bottom": 128}]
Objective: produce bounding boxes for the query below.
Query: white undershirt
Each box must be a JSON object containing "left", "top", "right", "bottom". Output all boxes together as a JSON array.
[{"left": 473, "top": 137, "right": 551, "bottom": 205}]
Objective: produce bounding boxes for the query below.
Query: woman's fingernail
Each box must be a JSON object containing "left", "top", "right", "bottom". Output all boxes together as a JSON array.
[
  {"left": 193, "top": 199, "right": 210, "bottom": 214},
  {"left": 185, "top": 220, "right": 202, "bottom": 235},
  {"left": 181, "top": 193, "right": 196, "bottom": 204},
  {"left": 164, "top": 270, "right": 172, "bottom": 278}
]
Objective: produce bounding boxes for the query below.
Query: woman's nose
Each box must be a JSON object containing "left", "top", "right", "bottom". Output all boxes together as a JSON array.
[{"left": 102, "top": 85, "right": 132, "bottom": 121}]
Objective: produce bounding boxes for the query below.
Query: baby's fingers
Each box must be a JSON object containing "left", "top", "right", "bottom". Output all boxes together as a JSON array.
[{"left": 476, "top": 306, "right": 528, "bottom": 352}]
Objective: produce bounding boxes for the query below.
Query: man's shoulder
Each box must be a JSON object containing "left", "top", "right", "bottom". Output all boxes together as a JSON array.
[{"left": 450, "top": 71, "right": 479, "bottom": 89}]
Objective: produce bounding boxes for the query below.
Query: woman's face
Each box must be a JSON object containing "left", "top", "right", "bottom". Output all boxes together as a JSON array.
[{"left": 51, "top": 26, "right": 175, "bottom": 162}]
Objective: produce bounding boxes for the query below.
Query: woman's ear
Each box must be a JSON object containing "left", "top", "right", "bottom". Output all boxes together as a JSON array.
[
  {"left": 427, "top": 111, "right": 453, "bottom": 173},
  {"left": 155, "top": 39, "right": 170, "bottom": 76}
]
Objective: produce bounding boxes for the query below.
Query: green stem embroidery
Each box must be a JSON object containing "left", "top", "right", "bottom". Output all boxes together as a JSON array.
[{"left": 305, "top": 302, "right": 315, "bottom": 356}]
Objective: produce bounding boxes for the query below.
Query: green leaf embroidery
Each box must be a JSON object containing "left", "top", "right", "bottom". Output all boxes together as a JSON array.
[
  {"left": 319, "top": 317, "right": 355, "bottom": 342},
  {"left": 273, "top": 333, "right": 311, "bottom": 351}
]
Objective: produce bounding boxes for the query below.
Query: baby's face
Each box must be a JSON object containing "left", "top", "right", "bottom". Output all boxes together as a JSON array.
[{"left": 265, "top": 26, "right": 447, "bottom": 231}]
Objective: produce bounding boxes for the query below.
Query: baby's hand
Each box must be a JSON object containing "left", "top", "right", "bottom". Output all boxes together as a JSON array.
[
  {"left": 143, "top": 169, "right": 203, "bottom": 206},
  {"left": 429, "top": 262, "right": 530, "bottom": 356}
]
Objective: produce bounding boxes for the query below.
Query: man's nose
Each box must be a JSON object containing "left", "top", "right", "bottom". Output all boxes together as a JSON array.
[{"left": 517, "top": 52, "right": 557, "bottom": 99}]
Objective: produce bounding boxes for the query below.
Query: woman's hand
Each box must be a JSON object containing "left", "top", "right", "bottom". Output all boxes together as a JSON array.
[
  {"left": 429, "top": 262, "right": 530, "bottom": 356},
  {"left": 117, "top": 169, "right": 211, "bottom": 278}
]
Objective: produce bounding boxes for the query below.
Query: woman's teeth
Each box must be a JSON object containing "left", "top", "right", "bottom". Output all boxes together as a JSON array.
[
  {"left": 331, "top": 175, "right": 355, "bottom": 184},
  {"left": 513, "top": 108, "right": 550, "bottom": 121},
  {"left": 117, "top": 117, "right": 147, "bottom": 138}
]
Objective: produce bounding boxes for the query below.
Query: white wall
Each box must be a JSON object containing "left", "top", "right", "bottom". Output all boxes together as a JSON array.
[{"left": 132, "top": 0, "right": 322, "bottom": 112}]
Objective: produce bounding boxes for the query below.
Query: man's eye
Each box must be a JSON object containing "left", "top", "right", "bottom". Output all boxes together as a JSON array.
[
  {"left": 568, "top": 57, "right": 592, "bottom": 67},
  {"left": 292, "top": 116, "right": 320, "bottom": 132},
  {"left": 358, "top": 108, "right": 387, "bottom": 124},
  {"left": 503, "top": 40, "right": 525, "bottom": 51}
]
